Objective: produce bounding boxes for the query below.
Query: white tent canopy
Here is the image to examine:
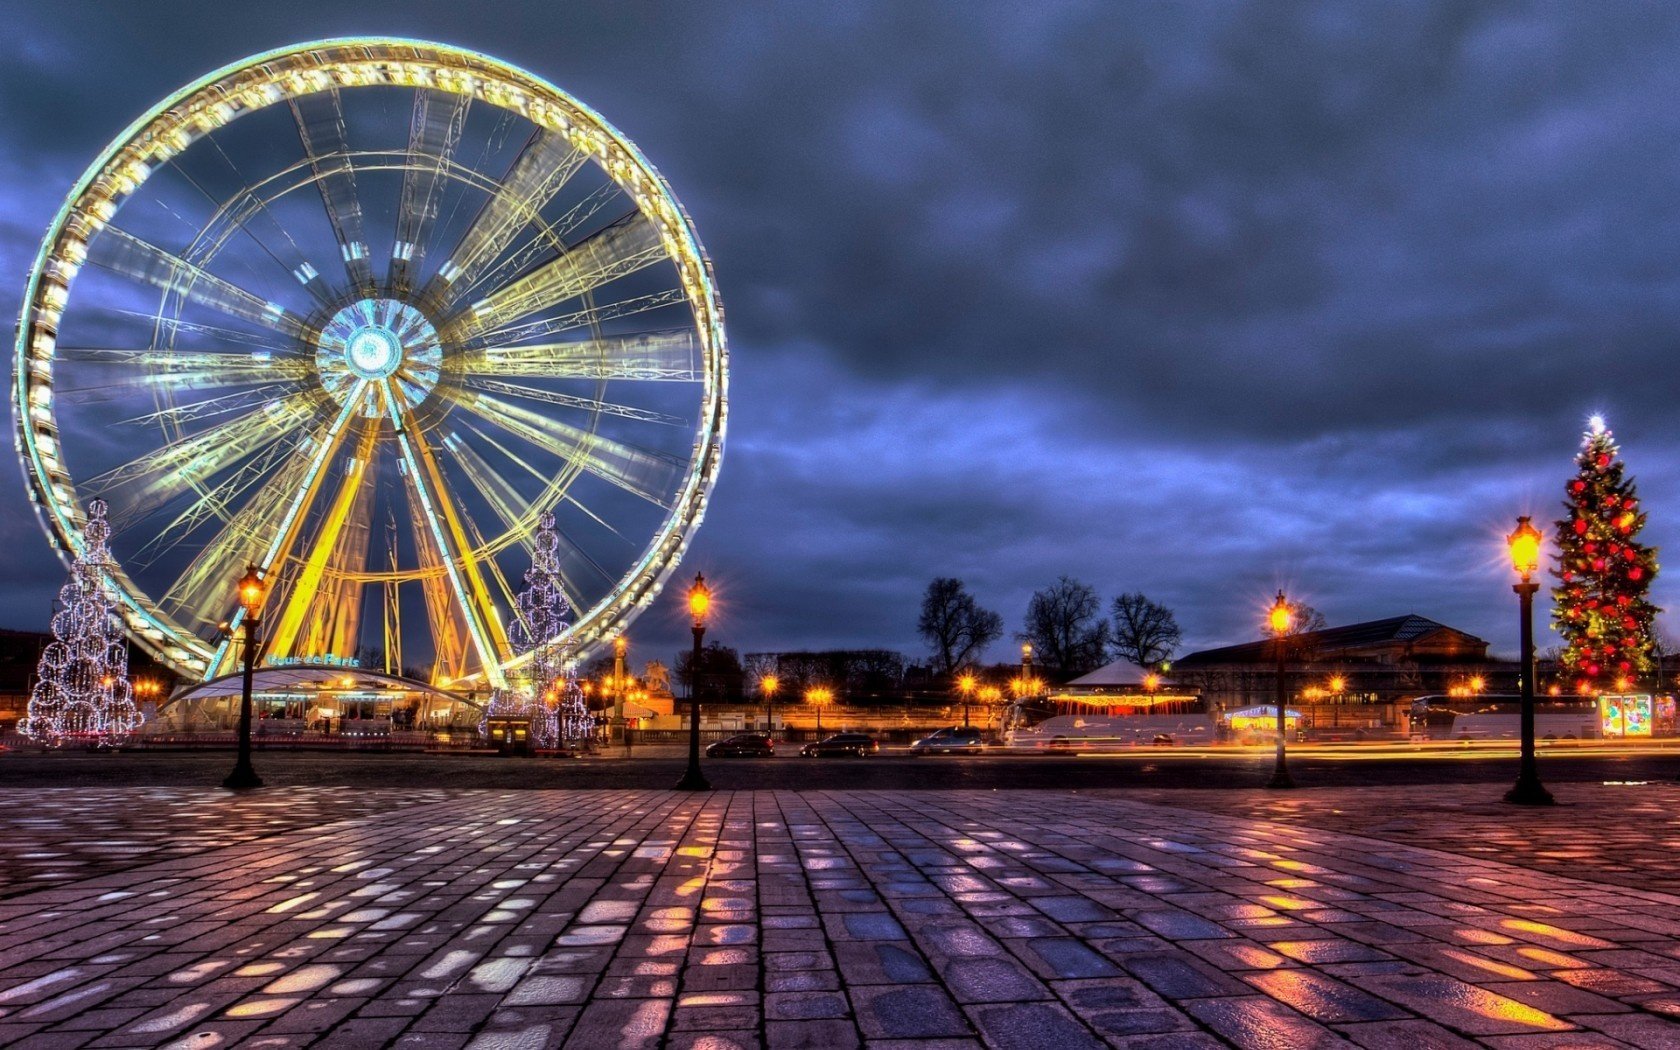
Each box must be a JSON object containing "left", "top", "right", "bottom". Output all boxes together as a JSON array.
[{"left": 1064, "top": 659, "right": 1156, "bottom": 688}]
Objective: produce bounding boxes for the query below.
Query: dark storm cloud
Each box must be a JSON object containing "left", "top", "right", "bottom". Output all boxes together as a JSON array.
[{"left": 2, "top": 1, "right": 1678, "bottom": 664}]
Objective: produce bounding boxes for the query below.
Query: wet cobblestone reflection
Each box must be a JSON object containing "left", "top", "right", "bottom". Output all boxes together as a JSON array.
[{"left": 1, "top": 785, "right": 1680, "bottom": 1046}]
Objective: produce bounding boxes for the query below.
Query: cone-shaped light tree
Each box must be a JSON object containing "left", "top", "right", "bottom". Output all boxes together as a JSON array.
[
  {"left": 20, "top": 499, "right": 142, "bottom": 747},
  {"left": 1552, "top": 417, "right": 1660, "bottom": 694}
]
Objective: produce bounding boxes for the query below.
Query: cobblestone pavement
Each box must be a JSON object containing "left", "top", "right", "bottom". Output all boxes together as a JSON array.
[
  {"left": 1130, "top": 781, "right": 1680, "bottom": 898},
  {"left": 5, "top": 789, "right": 1680, "bottom": 1047}
]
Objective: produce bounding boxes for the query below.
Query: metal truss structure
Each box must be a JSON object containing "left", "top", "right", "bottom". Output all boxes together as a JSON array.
[{"left": 13, "top": 40, "right": 728, "bottom": 688}]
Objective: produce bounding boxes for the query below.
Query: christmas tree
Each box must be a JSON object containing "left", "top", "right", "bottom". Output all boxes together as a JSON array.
[
  {"left": 480, "top": 512, "right": 585, "bottom": 748},
  {"left": 20, "top": 499, "right": 142, "bottom": 747},
  {"left": 1552, "top": 417, "right": 1660, "bottom": 694}
]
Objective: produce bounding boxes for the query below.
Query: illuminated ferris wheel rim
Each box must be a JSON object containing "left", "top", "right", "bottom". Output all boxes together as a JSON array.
[{"left": 14, "top": 37, "right": 728, "bottom": 686}]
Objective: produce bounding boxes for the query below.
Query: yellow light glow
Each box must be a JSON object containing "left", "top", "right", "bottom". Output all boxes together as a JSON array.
[
  {"left": 237, "top": 565, "right": 266, "bottom": 616},
  {"left": 614, "top": 636, "right": 627, "bottom": 655},
  {"left": 761, "top": 675, "right": 779, "bottom": 697},
  {"left": 1469, "top": 675, "right": 1484, "bottom": 692},
  {"left": 1508, "top": 515, "right": 1543, "bottom": 580},
  {"left": 1328, "top": 675, "right": 1345, "bottom": 693},
  {"left": 1269, "top": 590, "right": 1291, "bottom": 635},
  {"left": 1021, "top": 643, "right": 1033, "bottom": 659},
  {"left": 805, "top": 686, "right": 832, "bottom": 705},
  {"left": 1143, "top": 673, "right": 1160, "bottom": 692},
  {"left": 958, "top": 673, "right": 977, "bottom": 695},
  {"left": 687, "top": 572, "right": 711, "bottom": 622}
]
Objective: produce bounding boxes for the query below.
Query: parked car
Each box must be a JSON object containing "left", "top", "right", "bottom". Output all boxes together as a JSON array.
[
  {"left": 706, "top": 733, "right": 774, "bottom": 758},
  {"left": 909, "top": 726, "right": 985, "bottom": 755},
  {"left": 800, "top": 733, "right": 879, "bottom": 758}
]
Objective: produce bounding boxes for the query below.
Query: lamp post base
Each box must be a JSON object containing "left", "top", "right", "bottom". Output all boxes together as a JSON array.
[
  {"left": 1266, "top": 769, "right": 1295, "bottom": 790},
  {"left": 1503, "top": 778, "right": 1555, "bottom": 806},
  {"left": 222, "top": 764, "right": 264, "bottom": 790},
  {"left": 674, "top": 768, "right": 711, "bottom": 792}
]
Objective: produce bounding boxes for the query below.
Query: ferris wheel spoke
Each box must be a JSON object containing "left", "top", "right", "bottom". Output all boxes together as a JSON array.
[
  {"left": 450, "top": 211, "right": 663, "bottom": 340},
  {"left": 53, "top": 348, "right": 310, "bottom": 396},
  {"left": 470, "top": 329, "right": 702, "bottom": 382},
  {"left": 128, "top": 438, "right": 300, "bottom": 567},
  {"left": 174, "top": 143, "right": 336, "bottom": 310},
  {"left": 158, "top": 433, "right": 323, "bottom": 617},
  {"left": 389, "top": 90, "right": 470, "bottom": 297},
  {"left": 90, "top": 227, "right": 309, "bottom": 340},
  {"left": 118, "top": 383, "right": 302, "bottom": 428},
  {"left": 457, "top": 419, "right": 635, "bottom": 545},
  {"left": 452, "top": 180, "right": 623, "bottom": 309},
  {"left": 265, "top": 420, "right": 381, "bottom": 661},
  {"left": 443, "top": 429, "right": 610, "bottom": 610},
  {"left": 89, "top": 391, "right": 324, "bottom": 512},
  {"left": 385, "top": 382, "right": 511, "bottom": 685},
  {"left": 290, "top": 89, "right": 377, "bottom": 297},
  {"left": 462, "top": 377, "right": 686, "bottom": 427},
  {"left": 203, "top": 382, "right": 370, "bottom": 675},
  {"left": 467, "top": 288, "right": 688, "bottom": 350},
  {"left": 117, "top": 311, "right": 297, "bottom": 352},
  {"left": 424, "top": 129, "right": 587, "bottom": 309},
  {"left": 446, "top": 390, "right": 684, "bottom": 509}
]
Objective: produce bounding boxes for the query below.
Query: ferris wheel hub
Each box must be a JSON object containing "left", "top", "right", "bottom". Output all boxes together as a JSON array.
[
  {"left": 345, "top": 325, "right": 401, "bottom": 378},
  {"left": 316, "top": 298, "right": 443, "bottom": 415}
]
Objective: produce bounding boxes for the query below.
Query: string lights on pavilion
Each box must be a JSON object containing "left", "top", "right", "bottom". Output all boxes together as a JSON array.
[
  {"left": 20, "top": 499, "right": 143, "bottom": 747},
  {"left": 1552, "top": 416, "right": 1660, "bottom": 695}
]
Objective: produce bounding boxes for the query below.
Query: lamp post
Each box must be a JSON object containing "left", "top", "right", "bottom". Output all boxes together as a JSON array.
[
  {"left": 761, "top": 674, "right": 779, "bottom": 733},
  {"left": 807, "top": 686, "right": 832, "bottom": 736},
  {"left": 1505, "top": 516, "right": 1554, "bottom": 806},
  {"left": 958, "top": 672, "right": 976, "bottom": 727},
  {"left": 223, "top": 566, "right": 266, "bottom": 790},
  {"left": 1267, "top": 590, "right": 1294, "bottom": 789},
  {"left": 676, "top": 573, "right": 712, "bottom": 791}
]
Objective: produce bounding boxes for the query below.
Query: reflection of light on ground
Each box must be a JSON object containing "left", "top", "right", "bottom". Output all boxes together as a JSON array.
[
  {"left": 226, "top": 996, "right": 299, "bottom": 1018},
  {"left": 1500, "top": 918, "right": 1615, "bottom": 949},
  {"left": 1517, "top": 946, "right": 1585, "bottom": 967},
  {"left": 1454, "top": 928, "right": 1513, "bottom": 945},
  {"left": 1440, "top": 948, "right": 1534, "bottom": 981},
  {"left": 1432, "top": 981, "right": 1568, "bottom": 1030}
]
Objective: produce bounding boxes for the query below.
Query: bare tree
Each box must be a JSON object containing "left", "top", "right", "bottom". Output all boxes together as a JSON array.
[
  {"left": 1021, "top": 576, "right": 1110, "bottom": 679},
  {"left": 918, "top": 578, "right": 1003, "bottom": 677},
  {"left": 1110, "top": 593, "right": 1181, "bottom": 668},
  {"left": 1283, "top": 601, "right": 1328, "bottom": 636}
]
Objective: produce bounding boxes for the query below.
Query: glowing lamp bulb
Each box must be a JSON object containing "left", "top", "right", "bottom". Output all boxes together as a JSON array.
[
  {"left": 236, "top": 566, "right": 266, "bottom": 616},
  {"left": 687, "top": 572, "right": 711, "bottom": 623},
  {"left": 1269, "top": 591, "right": 1292, "bottom": 635},
  {"left": 1507, "top": 516, "right": 1543, "bottom": 580},
  {"left": 762, "top": 675, "right": 779, "bottom": 696}
]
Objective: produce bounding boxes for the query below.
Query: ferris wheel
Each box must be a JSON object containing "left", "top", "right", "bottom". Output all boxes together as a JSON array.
[{"left": 13, "top": 39, "right": 727, "bottom": 688}]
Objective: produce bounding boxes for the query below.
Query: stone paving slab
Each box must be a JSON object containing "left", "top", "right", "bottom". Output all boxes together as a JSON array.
[
  {"left": 1128, "top": 781, "right": 1680, "bottom": 897},
  {"left": 1, "top": 788, "right": 1680, "bottom": 1047},
  {"left": 0, "top": 787, "right": 458, "bottom": 899}
]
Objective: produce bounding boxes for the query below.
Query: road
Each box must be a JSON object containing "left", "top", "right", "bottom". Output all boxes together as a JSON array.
[{"left": 3, "top": 740, "right": 1679, "bottom": 790}]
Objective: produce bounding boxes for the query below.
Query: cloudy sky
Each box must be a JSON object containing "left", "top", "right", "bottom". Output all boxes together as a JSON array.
[{"left": 2, "top": 1, "right": 1678, "bottom": 668}]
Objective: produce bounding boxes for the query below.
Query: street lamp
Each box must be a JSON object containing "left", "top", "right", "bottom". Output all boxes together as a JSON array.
[
  {"left": 761, "top": 674, "right": 779, "bottom": 733},
  {"left": 807, "top": 686, "right": 832, "bottom": 736},
  {"left": 957, "top": 671, "right": 977, "bottom": 727},
  {"left": 1505, "top": 516, "right": 1554, "bottom": 806},
  {"left": 1267, "top": 590, "right": 1294, "bottom": 789},
  {"left": 223, "top": 566, "right": 266, "bottom": 790},
  {"left": 676, "top": 573, "right": 711, "bottom": 791}
]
